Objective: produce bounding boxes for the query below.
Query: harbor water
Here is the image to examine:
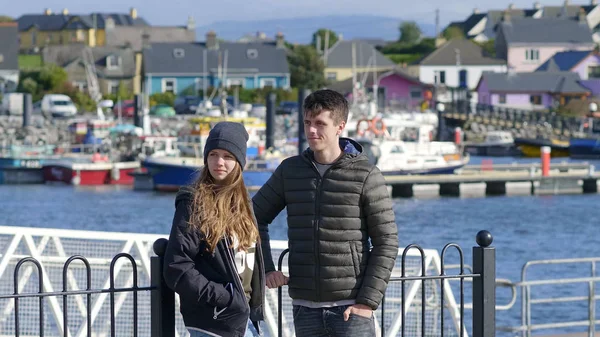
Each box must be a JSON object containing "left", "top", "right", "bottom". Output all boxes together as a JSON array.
[{"left": 2, "top": 156, "right": 600, "bottom": 335}]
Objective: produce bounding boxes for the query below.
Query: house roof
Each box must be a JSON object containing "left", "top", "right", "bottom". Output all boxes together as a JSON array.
[
  {"left": 541, "top": 5, "right": 596, "bottom": 18},
  {"left": 0, "top": 23, "right": 19, "bottom": 71},
  {"left": 324, "top": 40, "right": 395, "bottom": 68},
  {"left": 462, "top": 13, "right": 487, "bottom": 35},
  {"left": 17, "top": 13, "right": 147, "bottom": 31},
  {"left": 536, "top": 50, "right": 594, "bottom": 71},
  {"left": 479, "top": 71, "right": 589, "bottom": 93},
  {"left": 143, "top": 42, "right": 289, "bottom": 75},
  {"left": 42, "top": 44, "right": 136, "bottom": 78},
  {"left": 105, "top": 26, "right": 195, "bottom": 51},
  {"left": 498, "top": 17, "right": 594, "bottom": 44},
  {"left": 327, "top": 68, "right": 429, "bottom": 93},
  {"left": 420, "top": 39, "right": 505, "bottom": 66}
]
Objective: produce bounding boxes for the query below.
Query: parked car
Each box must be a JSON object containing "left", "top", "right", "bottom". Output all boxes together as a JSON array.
[
  {"left": 112, "top": 100, "right": 135, "bottom": 118},
  {"left": 174, "top": 96, "right": 201, "bottom": 115},
  {"left": 40, "top": 94, "right": 77, "bottom": 118}
]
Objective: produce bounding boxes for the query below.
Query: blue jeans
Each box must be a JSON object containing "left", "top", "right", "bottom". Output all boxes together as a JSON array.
[
  {"left": 188, "top": 320, "right": 261, "bottom": 337},
  {"left": 292, "top": 304, "right": 376, "bottom": 337}
]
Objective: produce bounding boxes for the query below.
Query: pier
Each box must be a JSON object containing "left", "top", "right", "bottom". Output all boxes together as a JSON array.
[{"left": 384, "top": 163, "right": 598, "bottom": 198}]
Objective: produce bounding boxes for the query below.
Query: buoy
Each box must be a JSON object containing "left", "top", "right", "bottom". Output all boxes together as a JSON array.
[
  {"left": 111, "top": 166, "right": 120, "bottom": 181},
  {"left": 71, "top": 173, "right": 81, "bottom": 186}
]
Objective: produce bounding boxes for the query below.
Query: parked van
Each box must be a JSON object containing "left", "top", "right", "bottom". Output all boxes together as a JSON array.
[{"left": 41, "top": 94, "right": 78, "bottom": 118}]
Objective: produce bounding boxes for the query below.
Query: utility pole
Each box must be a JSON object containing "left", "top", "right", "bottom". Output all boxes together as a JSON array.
[{"left": 435, "top": 9, "right": 440, "bottom": 38}]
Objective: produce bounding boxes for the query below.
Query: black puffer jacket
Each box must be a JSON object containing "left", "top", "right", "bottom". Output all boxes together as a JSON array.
[
  {"left": 252, "top": 138, "right": 398, "bottom": 310},
  {"left": 163, "top": 187, "right": 265, "bottom": 337}
]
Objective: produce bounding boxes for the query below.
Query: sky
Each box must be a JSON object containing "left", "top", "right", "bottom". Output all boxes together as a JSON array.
[{"left": 3, "top": 0, "right": 585, "bottom": 28}]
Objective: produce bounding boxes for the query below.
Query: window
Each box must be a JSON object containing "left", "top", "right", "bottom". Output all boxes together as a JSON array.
[
  {"left": 326, "top": 72, "right": 337, "bottom": 81},
  {"left": 31, "top": 31, "right": 37, "bottom": 46},
  {"left": 173, "top": 48, "right": 185, "bottom": 58},
  {"left": 162, "top": 78, "right": 177, "bottom": 93},
  {"left": 499, "top": 94, "right": 506, "bottom": 104},
  {"left": 106, "top": 55, "right": 121, "bottom": 69},
  {"left": 435, "top": 71, "right": 446, "bottom": 84},
  {"left": 226, "top": 79, "right": 244, "bottom": 89},
  {"left": 76, "top": 30, "right": 85, "bottom": 42},
  {"left": 260, "top": 78, "right": 276, "bottom": 88},
  {"left": 459, "top": 69, "right": 468, "bottom": 88},
  {"left": 410, "top": 87, "right": 422, "bottom": 99},
  {"left": 73, "top": 81, "right": 87, "bottom": 91},
  {"left": 525, "top": 49, "right": 540, "bottom": 61},
  {"left": 108, "top": 81, "right": 119, "bottom": 95},
  {"left": 589, "top": 66, "right": 600, "bottom": 79},
  {"left": 530, "top": 94, "right": 542, "bottom": 105},
  {"left": 246, "top": 49, "right": 258, "bottom": 59}
]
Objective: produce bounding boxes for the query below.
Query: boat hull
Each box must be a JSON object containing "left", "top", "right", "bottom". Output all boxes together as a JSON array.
[
  {"left": 569, "top": 138, "right": 600, "bottom": 159},
  {"left": 43, "top": 162, "right": 140, "bottom": 185},
  {"left": 142, "top": 157, "right": 273, "bottom": 192},
  {"left": 464, "top": 144, "right": 522, "bottom": 157},
  {"left": 514, "top": 138, "right": 570, "bottom": 158}
]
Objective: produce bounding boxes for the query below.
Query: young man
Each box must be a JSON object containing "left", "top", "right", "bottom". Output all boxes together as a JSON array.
[{"left": 252, "top": 89, "right": 398, "bottom": 336}]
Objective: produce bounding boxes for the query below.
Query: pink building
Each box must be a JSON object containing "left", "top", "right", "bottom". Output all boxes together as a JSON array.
[{"left": 495, "top": 13, "right": 595, "bottom": 72}]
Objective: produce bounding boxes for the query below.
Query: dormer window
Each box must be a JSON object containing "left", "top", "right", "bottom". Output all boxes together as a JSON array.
[
  {"left": 173, "top": 48, "right": 185, "bottom": 58},
  {"left": 246, "top": 49, "right": 258, "bottom": 59},
  {"left": 107, "top": 55, "right": 121, "bottom": 69}
]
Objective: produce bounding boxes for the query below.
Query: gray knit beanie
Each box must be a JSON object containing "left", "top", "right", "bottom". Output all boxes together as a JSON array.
[{"left": 203, "top": 121, "right": 249, "bottom": 170}]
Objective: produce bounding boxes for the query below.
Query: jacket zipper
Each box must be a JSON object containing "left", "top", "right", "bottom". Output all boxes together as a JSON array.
[{"left": 224, "top": 237, "right": 250, "bottom": 336}]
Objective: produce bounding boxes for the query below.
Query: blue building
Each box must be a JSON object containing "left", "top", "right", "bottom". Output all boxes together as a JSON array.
[{"left": 142, "top": 31, "right": 290, "bottom": 95}]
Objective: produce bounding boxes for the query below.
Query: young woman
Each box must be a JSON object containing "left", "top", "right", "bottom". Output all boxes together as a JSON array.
[{"left": 163, "top": 121, "right": 265, "bottom": 337}]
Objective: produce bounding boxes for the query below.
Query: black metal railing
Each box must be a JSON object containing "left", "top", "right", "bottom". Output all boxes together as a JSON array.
[{"left": 276, "top": 230, "right": 496, "bottom": 337}]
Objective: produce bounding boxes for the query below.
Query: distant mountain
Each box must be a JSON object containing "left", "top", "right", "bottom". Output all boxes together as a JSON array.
[{"left": 196, "top": 15, "right": 436, "bottom": 44}]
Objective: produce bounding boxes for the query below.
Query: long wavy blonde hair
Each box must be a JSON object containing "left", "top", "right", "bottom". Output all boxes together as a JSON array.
[{"left": 188, "top": 163, "right": 259, "bottom": 253}]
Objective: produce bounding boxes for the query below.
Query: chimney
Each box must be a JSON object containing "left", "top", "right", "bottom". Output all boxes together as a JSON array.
[
  {"left": 276, "top": 32, "right": 285, "bottom": 48},
  {"left": 593, "top": 0, "right": 598, "bottom": 5},
  {"left": 206, "top": 30, "right": 218, "bottom": 50},
  {"left": 142, "top": 31, "right": 151, "bottom": 49},
  {"left": 534, "top": 1, "right": 541, "bottom": 9},
  {"left": 44, "top": 8, "right": 52, "bottom": 15},
  {"left": 508, "top": 3, "right": 515, "bottom": 9},
  {"left": 503, "top": 9, "right": 511, "bottom": 22},
  {"left": 105, "top": 17, "right": 115, "bottom": 30},
  {"left": 186, "top": 16, "right": 195, "bottom": 31},
  {"left": 62, "top": 8, "right": 69, "bottom": 15},
  {"left": 580, "top": 7, "right": 587, "bottom": 22},
  {"left": 130, "top": 7, "right": 137, "bottom": 19},
  {"left": 473, "top": 8, "right": 480, "bottom": 14}
]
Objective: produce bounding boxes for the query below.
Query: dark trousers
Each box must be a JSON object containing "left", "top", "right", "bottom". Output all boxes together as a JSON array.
[{"left": 292, "top": 304, "right": 376, "bottom": 337}]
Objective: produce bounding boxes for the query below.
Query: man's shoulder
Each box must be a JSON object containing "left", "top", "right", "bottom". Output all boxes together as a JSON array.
[{"left": 278, "top": 155, "right": 308, "bottom": 168}]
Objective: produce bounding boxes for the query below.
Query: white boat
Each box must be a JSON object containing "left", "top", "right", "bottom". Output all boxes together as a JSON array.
[
  {"left": 463, "top": 131, "right": 522, "bottom": 157},
  {"left": 349, "top": 117, "right": 469, "bottom": 175}
]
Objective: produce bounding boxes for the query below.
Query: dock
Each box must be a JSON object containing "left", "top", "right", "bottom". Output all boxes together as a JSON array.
[{"left": 384, "top": 163, "right": 598, "bottom": 198}]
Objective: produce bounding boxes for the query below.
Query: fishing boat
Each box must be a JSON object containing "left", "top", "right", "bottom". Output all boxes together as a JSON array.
[{"left": 464, "top": 131, "right": 521, "bottom": 157}]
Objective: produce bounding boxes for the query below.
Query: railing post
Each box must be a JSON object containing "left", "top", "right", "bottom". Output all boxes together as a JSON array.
[
  {"left": 473, "top": 230, "right": 496, "bottom": 337},
  {"left": 151, "top": 238, "right": 175, "bottom": 337}
]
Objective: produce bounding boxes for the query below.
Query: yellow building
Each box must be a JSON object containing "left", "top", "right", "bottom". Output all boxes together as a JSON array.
[
  {"left": 17, "top": 8, "right": 148, "bottom": 52},
  {"left": 323, "top": 40, "right": 396, "bottom": 82}
]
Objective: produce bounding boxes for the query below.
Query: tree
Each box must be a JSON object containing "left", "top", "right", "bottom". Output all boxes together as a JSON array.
[
  {"left": 443, "top": 26, "right": 465, "bottom": 40},
  {"left": 39, "top": 64, "right": 68, "bottom": 91},
  {"left": 311, "top": 29, "right": 338, "bottom": 52},
  {"left": 0, "top": 16, "right": 13, "bottom": 23},
  {"left": 398, "top": 21, "right": 422, "bottom": 44},
  {"left": 287, "top": 45, "right": 328, "bottom": 90},
  {"left": 477, "top": 39, "right": 496, "bottom": 57}
]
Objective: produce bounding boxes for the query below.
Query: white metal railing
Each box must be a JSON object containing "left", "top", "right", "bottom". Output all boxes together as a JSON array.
[{"left": 0, "top": 226, "right": 468, "bottom": 337}]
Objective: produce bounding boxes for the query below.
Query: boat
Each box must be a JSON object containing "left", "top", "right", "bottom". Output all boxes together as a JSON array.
[
  {"left": 140, "top": 155, "right": 280, "bottom": 192},
  {"left": 43, "top": 159, "right": 140, "bottom": 185},
  {"left": 463, "top": 131, "right": 522, "bottom": 157},
  {"left": 569, "top": 137, "right": 600, "bottom": 159},
  {"left": 513, "top": 138, "right": 570, "bottom": 158},
  {"left": 351, "top": 117, "right": 469, "bottom": 175}
]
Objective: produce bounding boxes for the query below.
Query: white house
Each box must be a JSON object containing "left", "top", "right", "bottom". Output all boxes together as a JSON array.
[{"left": 419, "top": 39, "right": 507, "bottom": 102}]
